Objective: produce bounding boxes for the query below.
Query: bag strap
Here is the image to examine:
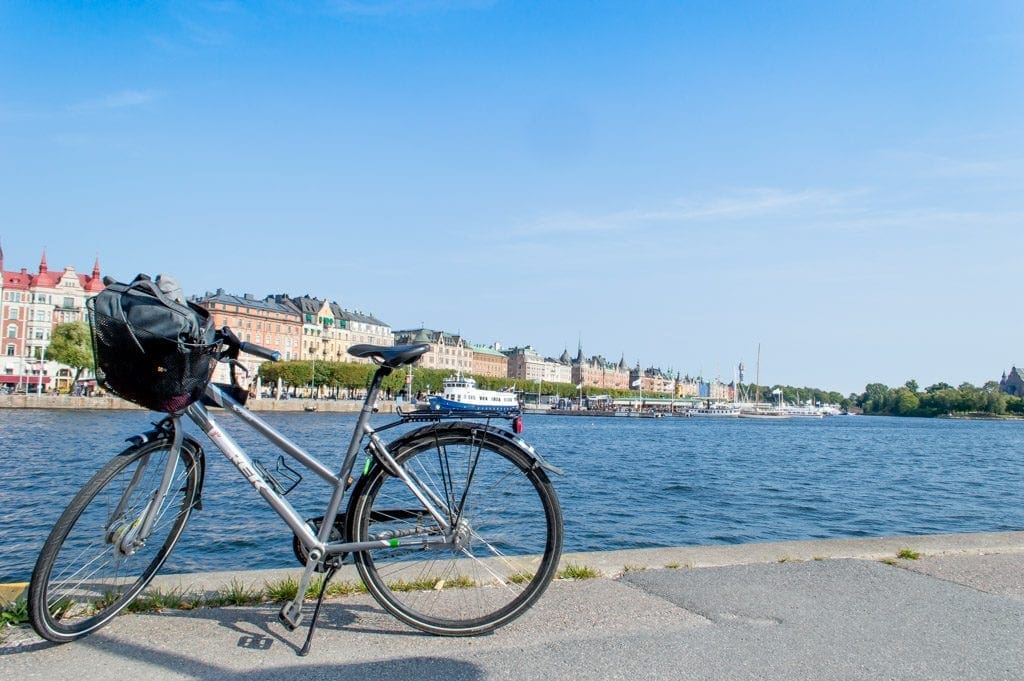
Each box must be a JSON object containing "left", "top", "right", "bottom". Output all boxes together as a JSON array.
[{"left": 128, "top": 274, "right": 196, "bottom": 320}]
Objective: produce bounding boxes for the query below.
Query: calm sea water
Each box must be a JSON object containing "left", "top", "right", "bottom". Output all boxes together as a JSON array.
[{"left": 2, "top": 409, "right": 1022, "bottom": 582}]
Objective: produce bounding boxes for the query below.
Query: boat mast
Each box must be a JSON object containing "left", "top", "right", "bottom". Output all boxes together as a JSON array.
[{"left": 754, "top": 343, "right": 761, "bottom": 405}]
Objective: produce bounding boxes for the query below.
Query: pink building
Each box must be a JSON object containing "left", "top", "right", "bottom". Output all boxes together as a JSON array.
[{"left": 0, "top": 245, "right": 104, "bottom": 391}]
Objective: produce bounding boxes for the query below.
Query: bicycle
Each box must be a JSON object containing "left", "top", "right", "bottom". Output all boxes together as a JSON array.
[{"left": 28, "top": 319, "right": 564, "bottom": 655}]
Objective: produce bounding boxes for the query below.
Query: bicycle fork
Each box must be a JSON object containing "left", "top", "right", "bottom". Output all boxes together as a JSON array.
[{"left": 105, "top": 418, "right": 188, "bottom": 557}]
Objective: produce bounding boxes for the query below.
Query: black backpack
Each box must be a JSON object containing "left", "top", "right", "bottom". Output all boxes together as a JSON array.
[{"left": 88, "top": 274, "right": 218, "bottom": 412}]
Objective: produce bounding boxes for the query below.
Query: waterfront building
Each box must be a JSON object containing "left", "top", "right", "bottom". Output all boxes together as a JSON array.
[
  {"left": 393, "top": 328, "right": 473, "bottom": 374},
  {"left": 543, "top": 351, "right": 572, "bottom": 384},
  {"left": 675, "top": 377, "right": 700, "bottom": 398},
  {"left": 194, "top": 290, "right": 393, "bottom": 387},
  {"left": 333, "top": 305, "right": 393, "bottom": 356},
  {"left": 571, "top": 344, "right": 630, "bottom": 390},
  {"left": 1000, "top": 367, "right": 1024, "bottom": 397},
  {"left": 264, "top": 294, "right": 392, "bottom": 364},
  {"left": 628, "top": 364, "right": 677, "bottom": 395},
  {"left": 0, "top": 245, "right": 104, "bottom": 392},
  {"left": 503, "top": 345, "right": 545, "bottom": 382},
  {"left": 192, "top": 290, "right": 303, "bottom": 385},
  {"left": 471, "top": 344, "right": 509, "bottom": 378}
]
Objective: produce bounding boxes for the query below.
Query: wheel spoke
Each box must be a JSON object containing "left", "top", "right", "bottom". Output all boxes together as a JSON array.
[
  {"left": 352, "top": 428, "right": 562, "bottom": 635},
  {"left": 30, "top": 439, "right": 198, "bottom": 642}
]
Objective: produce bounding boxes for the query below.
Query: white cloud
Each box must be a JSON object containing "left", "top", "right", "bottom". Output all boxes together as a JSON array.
[
  {"left": 68, "top": 90, "right": 165, "bottom": 114},
  {"left": 510, "top": 188, "right": 865, "bottom": 237}
]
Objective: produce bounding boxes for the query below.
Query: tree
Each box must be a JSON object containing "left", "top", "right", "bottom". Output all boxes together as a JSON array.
[
  {"left": 47, "top": 322, "right": 94, "bottom": 388},
  {"left": 894, "top": 387, "right": 920, "bottom": 415},
  {"left": 904, "top": 379, "right": 919, "bottom": 393}
]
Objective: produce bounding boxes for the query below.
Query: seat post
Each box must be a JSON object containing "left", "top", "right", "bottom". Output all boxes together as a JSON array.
[{"left": 316, "top": 364, "right": 392, "bottom": 550}]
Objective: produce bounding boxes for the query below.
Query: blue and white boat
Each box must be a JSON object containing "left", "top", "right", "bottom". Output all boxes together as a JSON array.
[{"left": 429, "top": 375, "right": 520, "bottom": 413}]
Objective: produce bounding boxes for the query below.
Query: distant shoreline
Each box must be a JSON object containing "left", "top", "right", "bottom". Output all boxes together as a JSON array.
[{"left": 0, "top": 394, "right": 393, "bottom": 413}]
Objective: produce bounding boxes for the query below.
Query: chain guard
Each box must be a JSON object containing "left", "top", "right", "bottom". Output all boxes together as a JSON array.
[{"left": 292, "top": 516, "right": 346, "bottom": 572}]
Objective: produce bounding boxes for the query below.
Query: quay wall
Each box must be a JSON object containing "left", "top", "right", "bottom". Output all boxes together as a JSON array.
[{"left": 0, "top": 394, "right": 402, "bottom": 413}]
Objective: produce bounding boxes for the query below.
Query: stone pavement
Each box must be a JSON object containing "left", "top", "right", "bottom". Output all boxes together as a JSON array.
[{"left": 2, "top": 532, "right": 1022, "bottom": 680}]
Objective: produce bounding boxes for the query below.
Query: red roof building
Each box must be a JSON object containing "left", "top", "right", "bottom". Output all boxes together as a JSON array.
[{"left": 0, "top": 243, "right": 105, "bottom": 391}]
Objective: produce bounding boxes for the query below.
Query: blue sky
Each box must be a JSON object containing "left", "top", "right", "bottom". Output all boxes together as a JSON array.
[{"left": 2, "top": 1, "right": 1022, "bottom": 395}]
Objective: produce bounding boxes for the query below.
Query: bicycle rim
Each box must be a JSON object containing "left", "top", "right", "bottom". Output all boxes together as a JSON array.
[
  {"left": 29, "top": 439, "right": 199, "bottom": 642},
  {"left": 350, "top": 431, "right": 562, "bottom": 635}
]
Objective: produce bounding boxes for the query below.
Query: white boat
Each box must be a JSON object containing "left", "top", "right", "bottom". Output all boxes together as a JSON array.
[
  {"left": 782, "top": 404, "right": 825, "bottom": 418},
  {"left": 738, "top": 407, "right": 791, "bottom": 420},
  {"left": 429, "top": 375, "right": 520, "bottom": 413},
  {"left": 688, "top": 403, "right": 741, "bottom": 417}
]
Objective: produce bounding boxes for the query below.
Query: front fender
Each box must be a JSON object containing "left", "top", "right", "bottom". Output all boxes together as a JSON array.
[{"left": 127, "top": 428, "right": 208, "bottom": 510}]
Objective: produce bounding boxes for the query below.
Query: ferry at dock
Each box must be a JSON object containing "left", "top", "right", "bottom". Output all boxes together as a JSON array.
[{"left": 429, "top": 375, "right": 520, "bottom": 413}]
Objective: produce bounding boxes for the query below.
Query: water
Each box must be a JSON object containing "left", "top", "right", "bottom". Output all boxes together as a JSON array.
[{"left": 2, "top": 410, "right": 1022, "bottom": 582}]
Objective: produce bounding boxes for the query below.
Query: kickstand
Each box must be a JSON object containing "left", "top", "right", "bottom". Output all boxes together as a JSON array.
[{"left": 298, "top": 565, "right": 337, "bottom": 657}]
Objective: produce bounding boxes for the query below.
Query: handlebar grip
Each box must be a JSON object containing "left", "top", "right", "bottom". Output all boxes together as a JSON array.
[{"left": 240, "top": 342, "right": 281, "bottom": 362}]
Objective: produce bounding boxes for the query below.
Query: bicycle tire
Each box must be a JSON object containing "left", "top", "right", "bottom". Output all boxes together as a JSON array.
[
  {"left": 348, "top": 424, "right": 563, "bottom": 635},
  {"left": 29, "top": 436, "right": 201, "bottom": 643}
]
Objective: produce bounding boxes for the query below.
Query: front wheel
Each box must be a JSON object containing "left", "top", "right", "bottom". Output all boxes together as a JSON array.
[
  {"left": 29, "top": 437, "right": 201, "bottom": 643},
  {"left": 348, "top": 425, "right": 563, "bottom": 635}
]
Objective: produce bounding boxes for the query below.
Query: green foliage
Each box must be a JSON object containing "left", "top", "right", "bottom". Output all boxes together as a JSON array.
[
  {"left": 0, "top": 597, "right": 28, "bottom": 627},
  {"left": 264, "top": 576, "right": 300, "bottom": 602},
  {"left": 557, "top": 563, "right": 601, "bottom": 580},
  {"left": 47, "top": 321, "right": 95, "bottom": 385},
  {"left": 896, "top": 548, "right": 921, "bottom": 560},
  {"left": 857, "top": 378, "right": 1018, "bottom": 418},
  {"left": 126, "top": 587, "right": 189, "bottom": 613}
]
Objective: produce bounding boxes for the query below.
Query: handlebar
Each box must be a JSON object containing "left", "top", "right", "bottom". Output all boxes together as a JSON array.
[{"left": 218, "top": 326, "right": 281, "bottom": 362}]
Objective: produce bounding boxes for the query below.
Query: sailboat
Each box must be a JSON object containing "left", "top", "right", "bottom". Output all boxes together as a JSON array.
[{"left": 738, "top": 344, "right": 790, "bottom": 419}]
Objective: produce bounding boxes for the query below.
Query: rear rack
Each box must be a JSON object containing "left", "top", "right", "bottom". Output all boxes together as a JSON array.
[{"left": 397, "top": 406, "right": 521, "bottom": 423}]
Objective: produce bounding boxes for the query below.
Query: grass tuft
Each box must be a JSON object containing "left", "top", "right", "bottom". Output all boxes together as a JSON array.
[
  {"left": 265, "top": 576, "right": 300, "bottom": 602},
  {"left": 387, "top": 575, "right": 476, "bottom": 592},
  {"left": 508, "top": 572, "right": 535, "bottom": 584},
  {"left": 557, "top": 563, "right": 601, "bottom": 580},
  {"left": 897, "top": 548, "right": 921, "bottom": 560},
  {"left": 216, "top": 578, "right": 264, "bottom": 606},
  {"left": 622, "top": 564, "right": 646, "bottom": 574},
  {"left": 326, "top": 580, "right": 367, "bottom": 597},
  {"left": 126, "top": 587, "right": 189, "bottom": 613},
  {"left": 0, "top": 597, "right": 28, "bottom": 627}
]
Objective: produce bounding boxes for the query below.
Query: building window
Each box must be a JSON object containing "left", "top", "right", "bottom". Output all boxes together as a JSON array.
[
  {"left": 6, "top": 325, "right": 15, "bottom": 339},
  {"left": 8, "top": 307, "right": 18, "bottom": 320},
  {"left": 5, "top": 344, "right": 13, "bottom": 356}
]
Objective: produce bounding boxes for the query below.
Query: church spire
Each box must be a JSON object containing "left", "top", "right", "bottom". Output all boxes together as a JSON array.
[
  {"left": 92, "top": 255, "right": 100, "bottom": 279},
  {"left": 39, "top": 247, "right": 48, "bottom": 273}
]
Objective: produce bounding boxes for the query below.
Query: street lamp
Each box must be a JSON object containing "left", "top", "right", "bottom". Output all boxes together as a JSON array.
[{"left": 37, "top": 346, "right": 46, "bottom": 396}]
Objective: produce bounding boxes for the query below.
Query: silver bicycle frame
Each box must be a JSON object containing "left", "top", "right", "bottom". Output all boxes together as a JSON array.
[
  {"left": 173, "top": 379, "right": 455, "bottom": 628},
  {"left": 184, "top": 383, "right": 454, "bottom": 554}
]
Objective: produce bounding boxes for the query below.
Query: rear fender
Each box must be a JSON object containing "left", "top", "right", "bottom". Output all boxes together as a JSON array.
[
  {"left": 380, "top": 421, "right": 563, "bottom": 477},
  {"left": 346, "top": 420, "right": 561, "bottom": 542}
]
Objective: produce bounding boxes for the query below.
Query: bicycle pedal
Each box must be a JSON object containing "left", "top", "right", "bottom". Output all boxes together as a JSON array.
[{"left": 279, "top": 601, "right": 303, "bottom": 631}]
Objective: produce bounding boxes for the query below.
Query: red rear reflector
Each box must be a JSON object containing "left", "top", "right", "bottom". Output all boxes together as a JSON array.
[{"left": 512, "top": 416, "right": 523, "bottom": 434}]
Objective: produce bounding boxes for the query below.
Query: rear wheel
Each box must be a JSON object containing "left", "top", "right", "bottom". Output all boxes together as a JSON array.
[
  {"left": 29, "top": 437, "right": 200, "bottom": 642},
  {"left": 348, "top": 426, "right": 562, "bottom": 635}
]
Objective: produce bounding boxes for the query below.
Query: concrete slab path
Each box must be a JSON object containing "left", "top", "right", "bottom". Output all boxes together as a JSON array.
[{"left": 2, "top": 532, "right": 1021, "bottom": 680}]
